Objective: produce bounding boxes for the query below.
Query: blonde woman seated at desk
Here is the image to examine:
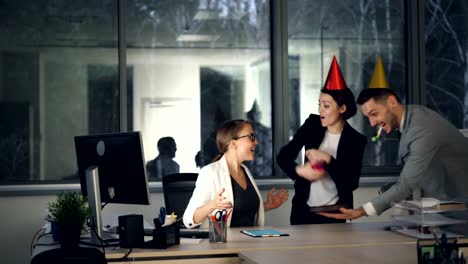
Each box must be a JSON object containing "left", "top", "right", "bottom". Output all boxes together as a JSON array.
[{"left": 183, "top": 119, "right": 289, "bottom": 228}]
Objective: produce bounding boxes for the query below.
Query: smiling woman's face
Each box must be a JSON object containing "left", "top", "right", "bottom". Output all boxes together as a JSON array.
[
  {"left": 232, "top": 124, "right": 257, "bottom": 162},
  {"left": 318, "top": 93, "right": 345, "bottom": 128}
]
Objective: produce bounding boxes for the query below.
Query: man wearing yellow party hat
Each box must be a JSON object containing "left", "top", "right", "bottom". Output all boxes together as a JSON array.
[
  {"left": 320, "top": 56, "right": 468, "bottom": 224},
  {"left": 277, "top": 56, "right": 367, "bottom": 225},
  {"left": 366, "top": 56, "right": 392, "bottom": 142}
]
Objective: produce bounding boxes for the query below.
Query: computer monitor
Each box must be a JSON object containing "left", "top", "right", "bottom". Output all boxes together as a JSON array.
[{"left": 74, "top": 131, "right": 150, "bottom": 243}]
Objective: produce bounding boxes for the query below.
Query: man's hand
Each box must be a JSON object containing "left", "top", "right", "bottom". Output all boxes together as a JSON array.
[{"left": 318, "top": 207, "right": 367, "bottom": 220}]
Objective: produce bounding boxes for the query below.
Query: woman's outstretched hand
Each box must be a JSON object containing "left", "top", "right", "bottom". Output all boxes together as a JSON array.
[{"left": 264, "top": 188, "right": 289, "bottom": 211}]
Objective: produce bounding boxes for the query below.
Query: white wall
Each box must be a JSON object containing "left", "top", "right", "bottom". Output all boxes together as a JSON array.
[{"left": 0, "top": 186, "right": 390, "bottom": 264}]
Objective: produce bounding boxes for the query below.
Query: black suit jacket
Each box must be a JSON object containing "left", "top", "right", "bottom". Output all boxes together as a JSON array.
[{"left": 277, "top": 114, "right": 367, "bottom": 224}]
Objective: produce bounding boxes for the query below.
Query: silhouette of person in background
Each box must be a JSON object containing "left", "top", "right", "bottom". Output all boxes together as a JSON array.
[
  {"left": 146, "top": 137, "right": 180, "bottom": 179},
  {"left": 245, "top": 100, "right": 273, "bottom": 177},
  {"left": 195, "top": 107, "right": 227, "bottom": 168}
]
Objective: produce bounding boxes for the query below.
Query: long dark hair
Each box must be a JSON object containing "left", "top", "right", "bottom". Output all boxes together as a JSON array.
[{"left": 212, "top": 119, "right": 252, "bottom": 162}]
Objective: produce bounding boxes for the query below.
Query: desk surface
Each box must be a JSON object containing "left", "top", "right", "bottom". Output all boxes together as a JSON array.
[
  {"left": 104, "top": 221, "right": 416, "bottom": 261},
  {"left": 238, "top": 243, "right": 417, "bottom": 264},
  {"left": 30, "top": 221, "right": 468, "bottom": 263}
]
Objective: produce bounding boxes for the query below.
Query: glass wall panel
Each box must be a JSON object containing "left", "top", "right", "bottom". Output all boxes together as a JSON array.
[
  {"left": 287, "top": 0, "right": 406, "bottom": 168},
  {"left": 125, "top": 0, "right": 273, "bottom": 179},
  {"left": 425, "top": 0, "right": 468, "bottom": 129},
  {"left": 0, "top": 1, "right": 118, "bottom": 183}
]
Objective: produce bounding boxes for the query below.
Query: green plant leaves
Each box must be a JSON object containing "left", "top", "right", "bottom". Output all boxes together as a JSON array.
[{"left": 46, "top": 192, "right": 90, "bottom": 229}]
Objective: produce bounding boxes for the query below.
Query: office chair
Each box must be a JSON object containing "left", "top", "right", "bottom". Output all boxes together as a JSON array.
[
  {"left": 31, "top": 247, "right": 107, "bottom": 264},
  {"left": 162, "top": 173, "right": 198, "bottom": 227}
]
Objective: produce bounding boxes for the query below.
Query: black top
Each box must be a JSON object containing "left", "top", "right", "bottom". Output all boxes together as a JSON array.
[
  {"left": 277, "top": 114, "right": 367, "bottom": 225},
  {"left": 230, "top": 168, "right": 260, "bottom": 227}
]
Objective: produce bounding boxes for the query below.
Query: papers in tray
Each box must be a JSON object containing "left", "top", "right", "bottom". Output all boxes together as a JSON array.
[
  {"left": 393, "top": 213, "right": 467, "bottom": 227},
  {"left": 240, "top": 229, "right": 289, "bottom": 237},
  {"left": 404, "top": 198, "right": 440, "bottom": 208},
  {"left": 394, "top": 198, "right": 466, "bottom": 213}
]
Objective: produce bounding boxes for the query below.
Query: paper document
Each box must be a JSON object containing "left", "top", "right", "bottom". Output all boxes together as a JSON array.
[
  {"left": 405, "top": 198, "right": 440, "bottom": 208},
  {"left": 394, "top": 199, "right": 466, "bottom": 213}
]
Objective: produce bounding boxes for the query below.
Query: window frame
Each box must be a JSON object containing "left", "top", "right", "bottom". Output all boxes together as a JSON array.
[{"left": 1, "top": 0, "right": 467, "bottom": 194}]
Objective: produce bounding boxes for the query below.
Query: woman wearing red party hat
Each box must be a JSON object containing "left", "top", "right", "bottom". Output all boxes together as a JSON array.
[{"left": 277, "top": 56, "right": 367, "bottom": 225}]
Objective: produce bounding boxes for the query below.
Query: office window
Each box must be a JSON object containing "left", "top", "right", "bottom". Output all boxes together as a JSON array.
[
  {"left": 4, "top": 0, "right": 466, "bottom": 186},
  {"left": 126, "top": 0, "right": 273, "bottom": 178},
  {"left": 287, "top": 0, "right": 406, "bottom": 169},
  {"left": 425, "top": 0, "right": 468, "bottom": 129},
  {"left": 0, "top": 1, "right": 118, "bottom": 183}
]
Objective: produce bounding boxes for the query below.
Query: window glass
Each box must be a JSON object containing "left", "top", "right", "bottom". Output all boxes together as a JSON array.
[
  {"left": 287, "top": 0, "right": 406, "bottom": 168},
  {"left": 0, "top": 1, "right": 118, "bottom": 183},
  {"left": 425, "top": 0, "right": 468, "bottom": 129},
  {"left": 125, "top": 0, "right": 273, "bottom": 178}
]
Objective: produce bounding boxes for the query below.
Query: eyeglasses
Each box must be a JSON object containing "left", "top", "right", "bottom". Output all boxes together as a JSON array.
[{"left": 233, "top": 133, "right": 256, "bottom": 142}]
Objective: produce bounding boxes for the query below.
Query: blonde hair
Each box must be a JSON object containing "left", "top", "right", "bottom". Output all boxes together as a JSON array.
[{"left": 212, "top": 119, "right": 252, "bottom": 162}]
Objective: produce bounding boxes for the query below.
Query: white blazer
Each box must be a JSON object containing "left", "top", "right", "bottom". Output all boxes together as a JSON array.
[{"left": 183, "top": 155, "right": 265, "bottom": 228}]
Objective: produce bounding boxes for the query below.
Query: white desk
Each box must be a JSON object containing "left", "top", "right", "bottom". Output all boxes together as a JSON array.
[
  {"left": 33, "top": 222, "right": 419, "bottom": 263},
  {"left": 238, "top": 243, "right": 417, "bottom": 264},
  {"left": 104, "top": 222, "right": 416, "bottom": 263}
]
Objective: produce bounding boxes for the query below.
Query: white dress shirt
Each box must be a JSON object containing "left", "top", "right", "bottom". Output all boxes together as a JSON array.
[{"left": 307, "top": 131, "right": 340, "bottom": 207}]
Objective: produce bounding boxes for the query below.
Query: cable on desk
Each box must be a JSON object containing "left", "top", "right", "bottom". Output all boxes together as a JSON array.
[
  {"left": 34, "top": 242, "right": 60, "bottom": 247},
  {"left": 79, "top": 240, "right": 119, "bottom": 248},
  {"left": 30, "top": 227, "right": 46, "bottom": 255},
  {"left": 37, "top": 232, "right": 52, "bottom": 241},
  {"left": 89, "top": 224, "right": 112, "bottom": 253},
  {"left": 119, "top": 248, "right": 133, "bottom": 261}
]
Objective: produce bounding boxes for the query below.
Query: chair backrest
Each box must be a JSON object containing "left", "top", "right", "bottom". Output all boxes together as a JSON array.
[
  {"left": 31, "top": 247, "right": 107, "bottom": 264},
  {"left": 162, "top": 173, "right": 198, "bottom": 226}
]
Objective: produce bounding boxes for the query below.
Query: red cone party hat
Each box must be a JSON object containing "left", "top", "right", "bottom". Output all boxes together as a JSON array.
[{"left": 324, "top": 56, "right": 347, "bottom": 90}]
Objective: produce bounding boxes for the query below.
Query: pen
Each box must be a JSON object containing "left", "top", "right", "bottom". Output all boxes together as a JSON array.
[
  {"left": 209, "top": 215, "right": 226, "bottom": 241},
  {"left": 224, "top": 210, "right": 232, "bottom": 221}
]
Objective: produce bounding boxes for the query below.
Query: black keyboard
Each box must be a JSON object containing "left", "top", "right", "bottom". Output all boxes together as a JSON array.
[
  {"left": 144, "top": 228, "right": 209, "bottom": 239},
  {"left": 179, "top": 229, "right": 209, "bottom": 239}
]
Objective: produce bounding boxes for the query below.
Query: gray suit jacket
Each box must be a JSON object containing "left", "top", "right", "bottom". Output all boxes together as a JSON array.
[{"left": 371, "top": 105, "right": 468, "bottom": 214}]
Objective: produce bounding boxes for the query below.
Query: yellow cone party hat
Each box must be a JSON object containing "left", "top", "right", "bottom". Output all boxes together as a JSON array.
[{"left": 368, "top": 56, "right": 390, "bottom": 89}]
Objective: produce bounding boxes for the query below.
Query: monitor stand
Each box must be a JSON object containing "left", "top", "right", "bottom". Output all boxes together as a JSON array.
[{"left": 86, "top": 166, "right": 105, "bottom": 244}]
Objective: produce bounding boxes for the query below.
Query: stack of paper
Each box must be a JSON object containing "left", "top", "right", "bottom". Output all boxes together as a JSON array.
[{"left": 394, "top": 198, "right": 466, "bottom": 213}]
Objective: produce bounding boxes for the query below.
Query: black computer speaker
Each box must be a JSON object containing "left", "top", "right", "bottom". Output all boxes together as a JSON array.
[{"left": 118, "top": 214, "right": 144, "bottom": 248}]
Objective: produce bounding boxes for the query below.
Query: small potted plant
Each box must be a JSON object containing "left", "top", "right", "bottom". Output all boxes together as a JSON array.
[{"left": 46, "top": 192, "right": 90, "bottom": 248}]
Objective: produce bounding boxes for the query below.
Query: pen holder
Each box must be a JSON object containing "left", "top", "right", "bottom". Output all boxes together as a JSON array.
[{"left": 208, "top": 217, "right": 227, "bottom": 243}]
